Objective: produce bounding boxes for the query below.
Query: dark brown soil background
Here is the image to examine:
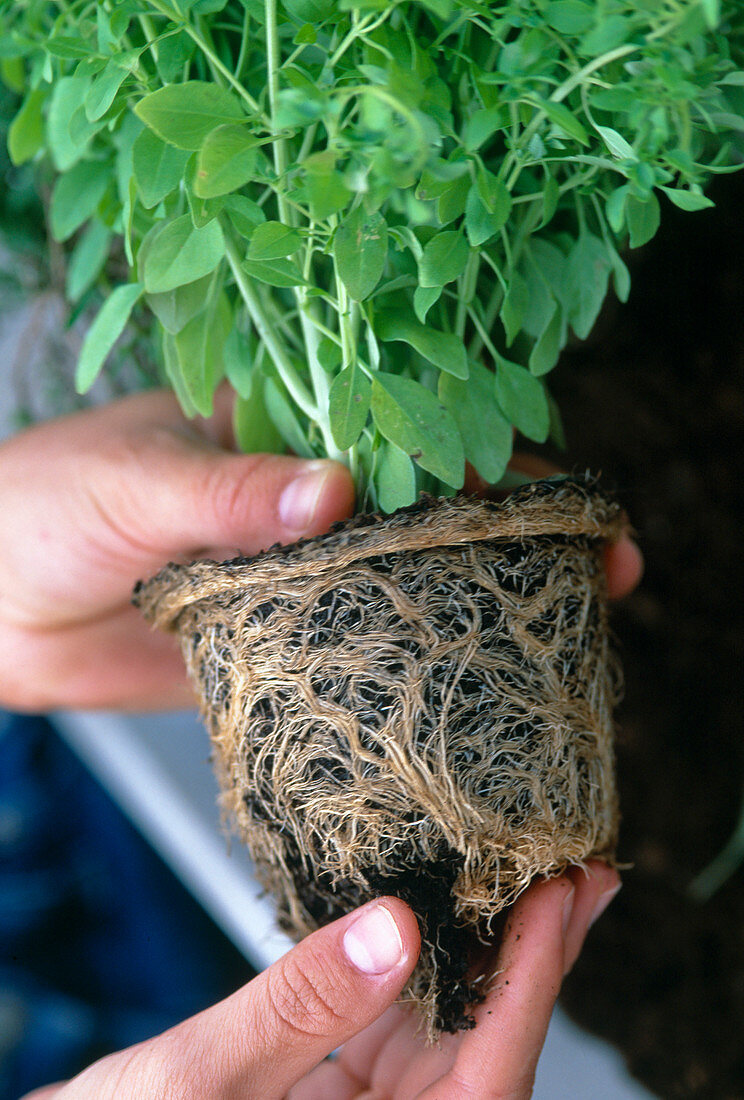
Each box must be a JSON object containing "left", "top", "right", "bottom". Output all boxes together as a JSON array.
[{"left": 548, "top": 172, "right": 744, "bottom": 1099}]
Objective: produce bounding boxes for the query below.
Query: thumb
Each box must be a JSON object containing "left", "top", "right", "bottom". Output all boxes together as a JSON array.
[{"left": 60, "top": 898, "right": 420, "bottom": 1100}]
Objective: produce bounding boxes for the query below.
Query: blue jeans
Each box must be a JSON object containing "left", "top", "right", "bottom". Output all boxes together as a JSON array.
[{"left": 0, "top": 712, "right": 251, "bottom": 1099}]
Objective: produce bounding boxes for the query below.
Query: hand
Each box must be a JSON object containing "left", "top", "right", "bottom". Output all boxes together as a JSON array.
[
  {"left": 0, "top": 391, "right": 641, "bottom": 713},
  {"left": 22, "top": 861, "right": 620, "bottom": 1100},
  {"left": 0, "top": 388, "right": 355, "bottom": 711}
]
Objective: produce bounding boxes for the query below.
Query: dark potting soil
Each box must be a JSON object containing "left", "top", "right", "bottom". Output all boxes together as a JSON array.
[{"left": 547, "top": 171, "right": 744, "bottom": 1099}]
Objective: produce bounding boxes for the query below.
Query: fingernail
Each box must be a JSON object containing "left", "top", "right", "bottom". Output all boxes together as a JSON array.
[
  {"left": 343, "top": 904, "right": 404, "bottom": 975},
  {"left": 279, "top": 461, "right": 334, "bottom": 532},
  {"left": 589, "top": 882, "right": 622, "bottom": 929},
  {"left": 561, "top": 883, "right": 576, "bottom": 937}
]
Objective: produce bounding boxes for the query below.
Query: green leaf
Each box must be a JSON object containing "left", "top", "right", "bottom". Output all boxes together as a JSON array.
[
  {"left": 223, "top": 194, "right": 266, "bottom": 237},
  {"left": 534, "top": 98, "right": 590, "bottom": 147},
  {"left": 376, "top": 311, "right": 468, "bottom": 379},
  {"left": 333, "top": 207, "right": 388, "bottom": 301},
  {"left": 500, "top": 271, "right": 528, "bottom": 346},
  {"left": 565, "top": 233, "right": 612, "bottom": 340},
  {"left": 626, "top": 192, "right": 660, "bottom": 248},
  {"left": 436, "top": 174, "right": 470, "bottom": 225},
  {"left": 544, "top": 1, "right": 594, "bottom": 34},
  {"left": 66, "top": 220, "right": 111, "bottom": 303},
  {"left": 371, "top": 373, "right": 464, "bottom": 487},
  {"left": 606, "top": 185, "right": 628, "bottom": 234},
  {"left": 223, "top": 327, "right": 254, "bottom": 398},
  {"left": 283, "top": 0, "right": 335, "bottom": 21},
  {"left": 133, "top": 128, "right": 191, "bottom": 208},
  {"left": 50, "top": 159, "right": 110, "bottom": 242},
  {"left": 465, "top": 179, "right": 511, "bottom": 246},
  {"left": 163, "top": 331, "right": 198, "bottom": 418},
  {"left": 8, "top": 88, "right": 45, "bottom": 166},
  {"left": 135, "top": 81, "right": 245, "bottom": 151},
  {"left": 143, "top": 215, "right": 225, "bottom": 293},
  {"left": 76, "top": 283, "right": 143, "bottom": 393},
  {"left": 265, "top": 376, "right": 315, "bottom": 457},
  {"left": 494, "top": 357, "right": 550, "bottom": 442},
  {"left": 233, "top": 370, "right": 285, "bottom": 454},
  {"left": 659, "top": 187, "right": 715, "bottom": 212},
  {"left": 439, "top": 361, "right": 512, "bottom": 484},
  {"left": 463, "top": 107, "right": 505, "bottom": 152},
  {"left": 194, "top": 124, "right": 262, "bottom": 198},
  {"left": 247, "top": 220, "right": 302, "bottom": 260},
  {"left": 528, "top": 301, "right": 563, "bottom": 375},
  {"left": 241, "top": 257, "right": 306, "bottom": 287},
  {"left": 376, "top": 440, "right": 417, "bottom": 512},
  {"left": 85, "top": 56, "right": 133, "bottom": 122},
  {"left": 418, "top": 231, "right": 470, "bottom": 287},
  {"left": 146, "top": 274, "right": 213, "bottom": 334},
  {"left": 329, "top": 365, "right": 372, "bottom": 449},
  {"left": 303, "top": 150, "right": 352, "bottom": 220},
  {"left": 413, "top": 285, "right": 441, "bottom": 324},
  {"left": 171, "top": 292, "right": 231, "bottom": 416},
  {"left": 596, "top": 125, "right": 636, "bottom": 160},
  {"left": 47, "top": 76, "right": 95, "bottom": 171}
]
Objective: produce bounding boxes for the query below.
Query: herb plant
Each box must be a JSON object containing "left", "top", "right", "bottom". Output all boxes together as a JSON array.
[{"left": 4, "top": 0, "right": 744, "bottom": 512}]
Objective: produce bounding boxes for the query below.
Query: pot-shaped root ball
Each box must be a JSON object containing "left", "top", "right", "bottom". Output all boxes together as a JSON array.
[{"left": 134, "top": 477, "right": 624, "bottom": 1036}]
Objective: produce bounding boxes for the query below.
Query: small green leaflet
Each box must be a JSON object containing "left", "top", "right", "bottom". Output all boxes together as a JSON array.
[
  {"left": 565, "top": 232, "right": 612, "bottom": 340},
  {"left": 146, "top": 274, "right": 213, "bottom": 334},
  {"left": 439, "top": 361, "right": 512, "bottom": 484},
  {"left": 370, "top": 372, "right": 464, "bottom": 487},
  {"left": 626, "top": 192, "right": 660, "bottom": 248},
  {"left": 247, "top": 221, "right": 302, "bottom": 260},
  {"left": 76, "top": 283, "right": 143, "bottom": 393},
  {"left": 170, "top": 292, "right": 231, "bottom": 416},
  {"left": 413, "top": 285, "right": 441, "bottom": 324},
  {"left": 375, "top": 311, "right": 468, "bottom": 379},
  {"left": 463, "top": 107, "right": 505, "bottom": 152},
  {"left": 500, "top": 270, "right": 528, "bottom": 346},
  {"left": 264, "top": 376, "right": 315, "bottom": 458},
  {"left": 494, "top": 356, "right": 550, "bottom": 442},
  {"left": 328, "top": 365, "right": 371, "bottom": 449},
  {"left": 84, "top": 55, "right": 136, "bottom": 122},
  {"left": 418, "top": 231, "right": 470, "bottom": 287},
  {"left": 50, "top": 159, "right": 110, "bottom": 242},
  {"left": 465, "top": 178, "right": 511, "bottom": 246},
  {"left": 528, "top": 301, "right": 563, "bottom": 376},
  {"left": 135, "top": 81, "right": 245, "bottom": 151},
  {"left": 333, "top": 207, "right": 388, "bottom": 301},
  {"left": 195, "top": 125, "right": 262, "bottom": 198},
  {"left": 8, "top": 88, "right": 45, "bottom": 165},
  {"left": 376, "top": 440, "right": 417, "bottom": 512},
  {"left": 132, "top": 129, "right": 191, "bottom": 209},
  {"left": 241, "top": 257, "right": 306, "bottom": 287},
  {"left": 659, "top": 187, "right": 715, "bottom": 212},
  {"left": 532, "top": 98, "right": 590, "bottom": 147},
  {"left": 596, "top": 125, "right": 636, "bottom": 160},
  {"left": 66, "top": 220, "right": 111, "bottom": 303},
  {"left": 233, "top": 371, "right": 285, "bottom": 454},
  {"left": 143, "top": 215, "right": 225, "bottom": 293}
]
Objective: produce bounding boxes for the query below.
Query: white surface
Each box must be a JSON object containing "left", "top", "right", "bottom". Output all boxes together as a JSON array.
[{"left": 52, "top": 709, "right": 655, "bottom": 1098}]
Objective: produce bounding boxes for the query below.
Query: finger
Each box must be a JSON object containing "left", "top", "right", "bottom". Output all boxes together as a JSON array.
[
  {"left": 1, "top": 605, "right": 194, "bottom": 712},
  {"left": 563, "top": 860, "right": 621, "bottom": 975},
  {"left": 63, "top": 898, "right": 419, "bottom": 1100},
  {"left": 604, "top": 534, "right": 644, "bottom": 600},
  {"left": 417, "top": 875, "right": 576, "bottom": 1100}
]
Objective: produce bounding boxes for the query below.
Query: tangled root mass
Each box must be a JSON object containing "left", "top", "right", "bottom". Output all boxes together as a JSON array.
[{"left": 134, "top": 477, "right": 624, "bottom": 1036}]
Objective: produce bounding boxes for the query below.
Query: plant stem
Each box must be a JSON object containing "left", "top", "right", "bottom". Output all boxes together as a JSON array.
[{"left": 224, "top": 234, "right": 317, "bottom": 421}]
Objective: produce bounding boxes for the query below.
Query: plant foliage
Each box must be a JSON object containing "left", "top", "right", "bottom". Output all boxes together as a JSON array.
[{"left": 3, "top": 0, "right": 744, "bottom": 509}]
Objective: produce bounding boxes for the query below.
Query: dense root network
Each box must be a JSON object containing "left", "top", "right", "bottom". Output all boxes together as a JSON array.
[{"left": 135, "top": 477, "right": 624, "bottom": 1036}]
